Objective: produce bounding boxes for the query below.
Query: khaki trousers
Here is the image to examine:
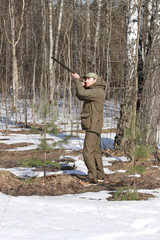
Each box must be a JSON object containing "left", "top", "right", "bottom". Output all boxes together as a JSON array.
[{"left": 83, "top": 131, "right": 104, "bottom": 183}]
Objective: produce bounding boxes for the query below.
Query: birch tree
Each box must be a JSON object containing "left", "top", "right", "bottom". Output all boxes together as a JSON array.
[
  {"left": 54, "top": 0, "right": 64, "bottom": 113},
  {"left": 54, "top": 0, "right": 64, "bottom": 62},
  {"left": 41, "top": 0, "right": 47, "bottom": 92},
  {"left": 49, "top": 0, "right": 64, "bottom": 105},
  {"left": 32, "top": 11, "right": 38, "bottom": 123},
  {"left": 86, "top": 0, "right": 91, "bottom": 72},
  {"left": 115, "top": 0, "right": 140, "bottom": 149},
  {"left": 49, "top": 0, "right": 54, "bottom": 103},
  {"left": 144, "top": 0, "right": 153, "bottom": 56},
  {"left": 139, "top": 0, "right": 160, "bottom": 145},
  {"left": 105, "top": 0, "right": 112, "bottom": 97},
  {"left": 9, "top": 0, "right": 25, "bottom": 117},
  {"left": 73, "top": 0, "right": 79, "bottom": 73},
  {"left": 93, "top": 0, "right": 102, "bottom": 72}
]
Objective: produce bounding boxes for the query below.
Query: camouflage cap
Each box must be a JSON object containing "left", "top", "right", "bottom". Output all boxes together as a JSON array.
[{"left": 85, "top": 72, "right": 98, "bottom": 79}]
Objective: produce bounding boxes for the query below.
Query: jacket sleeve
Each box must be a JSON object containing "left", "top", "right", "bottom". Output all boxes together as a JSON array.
[
  {"left": 75, "top": 80, "right": 84, "bottom": 101},
  {"left": 75, "top": 79, "right": 99, "bottom": 101}
]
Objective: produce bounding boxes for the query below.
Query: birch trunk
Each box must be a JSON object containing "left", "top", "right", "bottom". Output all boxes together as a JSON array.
[
  {"left": 73, "top": 0, "right": 79, "bottom": 73},
  {"left": 32, "top": 27, "right": 37, "bottom": 124},
  {"left": 105, "top": 1, "right": 112, "bottom": 98},
  {"left": 41, "top": 0, "right": 47, "bottom": 94},
  {"left": 93, "top": 0, "right": 102, "bottom": 72},
  {"left": 145, "top": 0, "right": 153, "bottom": 56},
  {"left": 54, "top": 0, "right": 64, "bottom": 113},
  {"left": 54, "top": 0, "right": 64, "bottom": 60},
  {"left": 115, "top": 0, "right": 140, "bottom": 149},
  {"left": 49, "top": 0, "right": 64, "bottom": 105},
  {"left": 86, "top": 0, "right": 91, "bottom": 72},
  {"left": 9, "top": 0, "right": 18, "bottom": 113},
  {"left": 49, "top": 0, "right": 54, "bottom": 103},
  {"left": 9, "top": 0, "right": 25, "bottom": 115},
  {"left": 5, "top": 40, "right": 9, "bottom": 133},
  {"left": 140, "top": 1, "right": 160, "bottom": 145}
]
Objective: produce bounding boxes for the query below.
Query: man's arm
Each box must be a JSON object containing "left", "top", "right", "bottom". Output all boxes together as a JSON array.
[
  {"left": 71, "top": 73, "right": 84, "bottom": 100},
  {"left": 71, "top": 73, "right": 86, "bottom": 87}
]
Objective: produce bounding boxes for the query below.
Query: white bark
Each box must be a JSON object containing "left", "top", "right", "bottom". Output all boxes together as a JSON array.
[
  {"left": 115, "top": 0, "right": 141, "bottom": 148},
  {"left": 105, "top": 1, "right": 112, "bottom": 94},
  {"left": 145, "top": 0, "right": 154, "bottom": 56},
  {"left": 54, "top": 0, "right": 64, "bottom": 59},
  {"left": 49, "top": 0, "right": 54, "bottom": 103},
  {"left": 9, "top": 0, "right": 25, "bottom": 114},
  {"left": 73, "top": 0, "right": 79, "bottom": 73},
  {"left": 41, "top": 0, "right": 47, "bottom": 91},
  {"left": 49, "top": 0, "right": 64, "bottom": 103},
  {"left": 93, "top": 0, "right": 102, "bottom": 70},
  {"left": 147, "top": 0, "right": 152, "bottom": 27},
  {"left": 126, "top": 0, "right": 139, "bottom": 83},
  {"left": 86, "top": 0, "right": 91, "bottom": 61},
  {"left": 154, "top": 1, "right": 160, "bottom": 28},
  {"left": 32, "top": 26, "right": 38, "bottom": 124},
  {"left": 55, "top": 0, "right": 64, "bottom": 113},
  {"left": 9, "top": 0, "right": 18, "bottom": 111}
]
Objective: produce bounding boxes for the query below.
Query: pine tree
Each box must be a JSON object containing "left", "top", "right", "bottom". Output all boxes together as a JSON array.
[{"left": 22, "top": 92, "right": 72, "bottom": 179}]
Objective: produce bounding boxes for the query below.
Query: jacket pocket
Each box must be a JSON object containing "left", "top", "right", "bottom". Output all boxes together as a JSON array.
[{"left": 81, "top": 112, "right": 91, "bottom": 129}]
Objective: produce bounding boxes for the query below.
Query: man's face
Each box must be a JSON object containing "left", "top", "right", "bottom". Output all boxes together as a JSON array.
[{"left": 85, "top": 77, "right": 96, "bottom": 88}]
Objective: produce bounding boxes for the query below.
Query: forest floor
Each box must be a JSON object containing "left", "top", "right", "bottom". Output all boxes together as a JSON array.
[{"left": 0, "top": 136, "right": 160, "bottom": 200}]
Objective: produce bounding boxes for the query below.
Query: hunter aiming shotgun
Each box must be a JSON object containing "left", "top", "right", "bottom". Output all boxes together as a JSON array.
[{"left": 51, "top": 57, "right": 75, "bottom": 74}]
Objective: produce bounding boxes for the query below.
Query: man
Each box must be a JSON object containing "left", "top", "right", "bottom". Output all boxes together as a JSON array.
[{"left": 72, "top": 72, "right": 106, "bottom": 186}]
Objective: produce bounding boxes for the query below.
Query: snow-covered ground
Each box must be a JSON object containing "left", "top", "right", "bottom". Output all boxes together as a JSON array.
[
  {"left": 0, "top": 101, "right": 160, "bottom": 240},
  {"left": 1, "top": 189, "right": 160, "bottom": 240}
]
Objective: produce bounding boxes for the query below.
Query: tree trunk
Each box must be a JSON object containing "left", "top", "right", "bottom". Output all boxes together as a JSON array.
[
  {"left": 73, "top": 0, "right": 79, "bottom": 73},
  {"left": 5, "top": 40, "right": 9, "bottom": 133},
  {"left": 41, "top": 0, "right": 47, "bottom": 95},
  {"left": 49, "top": 0, "right": 54, "bottom": 103},
  {"left": 32, "top": 27, "right": 37, "bottom": 124},
  {"left": 93, "top": 0, "right": 102, "bottom": 72},
  {"left": 9, "top": 0, "right": 25, "bottom": 124},
  {"left": 105, "top": 1, "right": 112, "bottom": 98},
  {"left": 86, "top": 0, "right": 91, "bottom": 72},
  {"left": 54, "top": 0, "right": 64, "bottom": 60},
  {"left": 54, "top": 0, "right": 64, "bottom": 114},
  {"left": 139, "top": 1, "right": 160, "bottom": 145},
  {"left": 9, "top": 0, "right": 18, "bottom": 114},
  {"left": 114, "top": 0, "right": 140, "bottom": 150}
]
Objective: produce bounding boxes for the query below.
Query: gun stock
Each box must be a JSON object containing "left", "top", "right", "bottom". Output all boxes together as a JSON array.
[{"left": 51, "top": 57, "right": 75, "bottom": 74}]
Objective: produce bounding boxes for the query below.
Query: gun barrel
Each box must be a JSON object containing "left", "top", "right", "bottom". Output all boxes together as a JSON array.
[{"left": 51, "top": 57, "right": 75, "bottom": 74}]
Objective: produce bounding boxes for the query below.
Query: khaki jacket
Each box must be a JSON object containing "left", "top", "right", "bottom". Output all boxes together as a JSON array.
[{"left": 75, "top": 78, "right": 106, "bottom": 134}]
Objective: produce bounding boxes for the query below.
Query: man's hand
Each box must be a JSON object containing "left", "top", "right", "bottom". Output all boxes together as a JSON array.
[
  {"left": 71, "top": 73, "right": 80, "bottom": 79},
  {"left": 72, "top": 73, "right": 86, "bottom": 87},
  {"left": 82, "top": 79, "right": 86, "bottom": 87}
]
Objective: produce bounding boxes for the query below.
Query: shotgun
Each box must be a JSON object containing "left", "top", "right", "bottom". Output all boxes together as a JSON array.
[{"left": 51, "top": 57, "right": 75, "bottom": 74}]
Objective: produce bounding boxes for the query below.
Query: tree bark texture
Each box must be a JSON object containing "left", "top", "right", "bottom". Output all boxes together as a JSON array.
[
  {"left": 115, "top": 0, "right": 139, "bottom": 149},
  {"left": 139, "top": 2, "right": 160, "bottom": 145}
]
